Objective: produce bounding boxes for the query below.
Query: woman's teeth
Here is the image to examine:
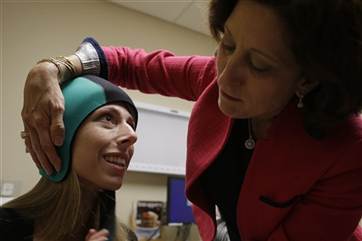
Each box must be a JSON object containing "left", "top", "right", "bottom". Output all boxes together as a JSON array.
[{"left": 104, "top": 155, "right": 126, "bottom": 167}]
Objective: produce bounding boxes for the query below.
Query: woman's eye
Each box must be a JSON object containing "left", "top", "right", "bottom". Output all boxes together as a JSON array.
[
  {"left": 101, "top": 114, "right": 113, "bottom": 122},
  {"left": 220, "top": 42, "right": 235, "bottom": 54},
  {"left": 249, "top": 56, "right": 271, "bottom": 72}
]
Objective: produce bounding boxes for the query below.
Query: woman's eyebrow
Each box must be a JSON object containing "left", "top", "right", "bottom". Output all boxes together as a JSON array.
[
  {"left": 107, "top": 105, "right": 135, "bottom": 122},
  {"left": 249, "top": 48, "right": 280, "bottom": 64},
  {"left": 224, "top": 25, "right": 289, "bottom": 66},
  {"left": 96, "top": 106, "right": 121, "bottom": 118},
  {"left": 99, "top": 106, "right": 117, "bottom": 113}
]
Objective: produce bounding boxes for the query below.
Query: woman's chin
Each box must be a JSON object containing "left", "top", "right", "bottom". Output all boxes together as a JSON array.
[
  {"left": 102, "top": 181, "right": 123, "bottom": 191},
  {"left": 80, "top": 179, "right": 123, "bottom": 191},
  {"left": 218, "top": 101, "right": 247, "bottom": 119}
]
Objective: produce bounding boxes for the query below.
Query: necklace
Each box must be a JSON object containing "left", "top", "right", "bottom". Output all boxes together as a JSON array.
[{"left": 244, "top": 119, "right": 255, "bottom": 150}]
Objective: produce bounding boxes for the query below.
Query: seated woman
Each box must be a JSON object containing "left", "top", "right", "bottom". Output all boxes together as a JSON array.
[{"left": 0, "top": 75, "right": 138, "bottom": 241}]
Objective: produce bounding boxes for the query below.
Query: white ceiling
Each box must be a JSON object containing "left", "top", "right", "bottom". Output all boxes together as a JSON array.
[{"left": 108, "top": 0, "right": 211, "bottom": 36}]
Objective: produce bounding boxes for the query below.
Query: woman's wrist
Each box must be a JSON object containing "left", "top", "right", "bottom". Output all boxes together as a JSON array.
[
  {"left": 36, "top": 55, "right": 82, "bottom": 85},
  {"left": 63, "top": 54, "right": 82, "bottom": 80},
  {"left": 35, "top": 37, "right": 102, "bottom": 85}
]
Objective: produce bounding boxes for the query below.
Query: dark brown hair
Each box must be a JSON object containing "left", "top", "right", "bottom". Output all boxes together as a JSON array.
[{"left": 209, "top": 0, "right": 362, "bottom": 138}]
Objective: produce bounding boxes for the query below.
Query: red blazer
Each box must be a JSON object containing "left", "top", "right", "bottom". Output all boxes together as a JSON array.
[{"left": 102, "top": 46, "right": 362, "bottom": 241}]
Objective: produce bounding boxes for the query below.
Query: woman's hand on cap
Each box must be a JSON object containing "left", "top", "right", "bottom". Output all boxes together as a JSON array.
[{"left": 21, "top": 62, "right": 64, "bottom": 175}]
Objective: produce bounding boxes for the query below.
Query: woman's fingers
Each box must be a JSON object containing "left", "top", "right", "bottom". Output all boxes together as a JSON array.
[
  {"left": 32, "top": 105, "right": 63, "bottom": 172},
  {"left": 29, "top": 123, "right": 54, "bottom": 175},
  {"left": 85, "top": 229, "right": 97, "bottom": 240},
  {"left": 33, "top": 118, "right": 61, "bottom": 174},
  {"left": 50, "top": 102, "right": 65, "bottom": 146},
  {"left": 22, "top": 125, "right": 41, "bottom": 169},
  {"left": 85, "top": 229, "right": 109, "bottom": 241},
  {"left": 21, "top": 126, "right": 41, "bottom": 169}
]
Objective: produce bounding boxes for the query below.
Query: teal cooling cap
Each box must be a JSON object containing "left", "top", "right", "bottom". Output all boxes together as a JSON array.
[{"left": 40, "top": 75, "right": 138, "bottom": 182}]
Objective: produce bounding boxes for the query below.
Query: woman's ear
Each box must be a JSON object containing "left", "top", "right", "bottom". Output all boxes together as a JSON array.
[{"left": 295, "top": 78, "right": 319, "bottom": 96}]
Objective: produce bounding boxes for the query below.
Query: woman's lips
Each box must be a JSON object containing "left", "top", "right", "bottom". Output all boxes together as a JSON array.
[
  {"left": 220, "top": 89, "right": 242, "bottom": 101},
  {"left": 103, "top": 154, "right": 128, "bottom": 174},
  {"left": 105, "top": 161, "right": 126, "bottom": 174}
]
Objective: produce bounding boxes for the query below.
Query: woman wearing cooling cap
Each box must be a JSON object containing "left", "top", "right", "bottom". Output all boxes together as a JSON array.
[{"left": 1, "top": 75, "right": 138, "bottom": 241}]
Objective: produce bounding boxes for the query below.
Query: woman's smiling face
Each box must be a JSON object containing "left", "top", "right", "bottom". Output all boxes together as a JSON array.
[
  {"left": 72, "top": 104, "right": 137, "bottom": 191},
  {"left": 216, "top": 0, "right": 302, "bottom": 120}
]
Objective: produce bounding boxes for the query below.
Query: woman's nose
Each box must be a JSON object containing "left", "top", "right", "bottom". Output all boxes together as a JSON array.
[
  {"left": 218, "top": 57, "right": 237, "bottom": 84},
  {"left": 218, "top": 55, "right": 244, "bottom": 87},
  {"left": 116, "top": 125, "right": 137, "bottom": 149}
]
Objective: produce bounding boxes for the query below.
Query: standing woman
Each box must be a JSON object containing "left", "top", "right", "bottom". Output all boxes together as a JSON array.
[
  {"left": 22, "top": 0, "right": 362, "bottom": 240},
  {"left": 2, "top": 76, "right": 138, "bottom": 241}
]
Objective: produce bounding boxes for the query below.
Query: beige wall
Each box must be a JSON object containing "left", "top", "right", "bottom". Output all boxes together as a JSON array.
[{"left": 1, "top": 0, "right": 216, "bottom": 239}]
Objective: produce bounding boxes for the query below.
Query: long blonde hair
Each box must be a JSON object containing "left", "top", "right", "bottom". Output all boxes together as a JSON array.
[{"left": 2, "top": 169, "right": 127, "bottom": 241}]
